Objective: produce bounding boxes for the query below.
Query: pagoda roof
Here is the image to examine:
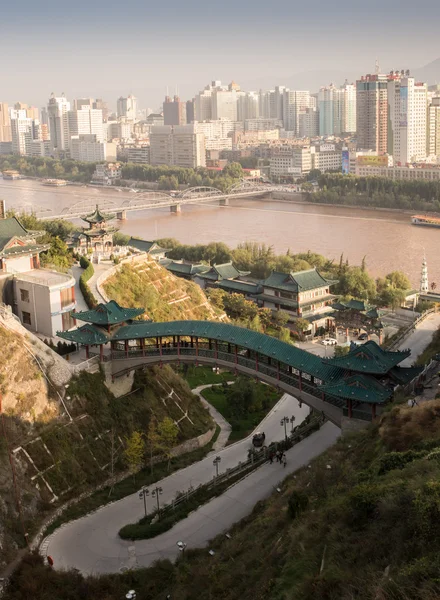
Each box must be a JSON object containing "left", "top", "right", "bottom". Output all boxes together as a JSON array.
[
  {"left": 0, "top": 216, "right": 47, "bottom": 255},
  {"left": 389, "top": 365, "right": 424, "bottom": 385},
  {"left": 263, "top": 268, "right": 338, "bottom": 293},
  {"left": 82, "top": 204, "right": 115, "bottom": 224},
  {"left": 319, "top": 374, "right": 393, "bottom": 404},
  {"left": 74, "top": 300, "right": 144, "bottom": 325},
  {"left": 323, "top": 340, "right": 411, "bottom": 375},
  {"left": 196, "top": 262, "right": 250, "bottom": 282},
  {"left": 165, "top": 260, "right": 210, "bottom": 276},
  {"left": 215, "top": 279, "right": 263, "bottom": 295},
  {"left": 57, "top": 324, "right": 108, "bottom": 345},
  {"left": 128, "top": 238, "right": 168, "bottom": 255}
]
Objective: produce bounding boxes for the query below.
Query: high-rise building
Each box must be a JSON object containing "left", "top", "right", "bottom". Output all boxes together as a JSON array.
[
  {"left": 149, "top": 125, "right": 205, "bottom": 168},
  {"left": 341, "top": 81, "right": 356, "bottom": 133},
  {"left": 186, "top": 100, "right": 195, "bottom": 124},
  {"left": 163, "top": 96, "right": 187, "bottom": 126},
  {"left": 93, "top": 99, "right": 109, "bottom": 122},
  {"left": 356, "top": 73, "right": 388, "bottom": 153},
  {"left": 318, "top": 85, "right": 344, "bottom": 136},
  {"left": 387, "top": 71, "right": 427, "bottom": 164},
  {"left": 74, "top": 98, "right": 93, "bottom": 110},
  {"left": 117, "top": 95, "right": 137, "bottom": 120},
  {"left": 237, "top": 92, "right": 259, "bottom": 122},
  {"left": 298, "top": 108, "right": 319, "bottom": 138},
  {"left": 427, "top": 97, "right": 440, "bottom": 157},
  {"left": 14, "top": 103, "right": 39, "bottom": 121},
  {"left": 0, "top": 103, "right": 11, "bottom": 142},
  {"left": 194, "top": 87, "right": 213, "bottom": 121},
  {"left": 68, "top": 107, "right": 104, "bottom": 143},
  {"left": 70, "top": 134, "right": 116, "bottom": 162},
  {"left": 47, "top": 93, "right": 71, "bottom": 152},
  {"left": 283, "top": 90, "right": 311, "bottom": 134},
  {"left": 212, "top": 89, "right": 238, "bottom": 121},
  {"left": 10, "top": 111, "right": 34, "bottom": 155}
]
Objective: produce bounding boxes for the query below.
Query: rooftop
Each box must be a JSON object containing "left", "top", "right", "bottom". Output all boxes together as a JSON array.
[
  {"left": 14, "top": 269, "right": 75, "bottom": 288},
  {"left": 319, "top": 374, "right": 393, "bottom": 404},
  {"left": 0, "top": 216, "right": 46, "bottom": 255},
  {"left": 82, "top": 204, "right": 115, "bottom": 225},
  {"left": 57, "top": 324, "right": 108, "bottom": 345},
  {"left": 196, "top": 262, "right": 250, "bottom": 282},
  {"left": 74, "top": 300, "right": 145, "bottom": 326},
  {"left": 323, "top": 340, "right": 410, "bottom": 375},
  {"left": 128, "top": 238, "right": 168, "bottom": 255},
  {"left": 263, "top": 268, "right": 338, "bottom": 293}
]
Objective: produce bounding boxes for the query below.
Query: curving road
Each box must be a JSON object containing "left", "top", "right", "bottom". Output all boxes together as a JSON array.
[
  {"left": 43, "top": 393, "right": 340, "bottom": 574},
  {"left": 398, "top": 312, "right": 440, "bottom": 366}
]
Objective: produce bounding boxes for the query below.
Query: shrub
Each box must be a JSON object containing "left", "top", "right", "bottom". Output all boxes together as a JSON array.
[{"left": 288, "top": 490, "right": 309, "bottom": 519}]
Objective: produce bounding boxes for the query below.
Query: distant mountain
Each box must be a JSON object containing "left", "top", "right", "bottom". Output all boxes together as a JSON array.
[{"left": 413, "top": 57, "right": 440, "bottom": 84}]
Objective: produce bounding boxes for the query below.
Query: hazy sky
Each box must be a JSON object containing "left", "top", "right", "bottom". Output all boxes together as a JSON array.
[{"left": 2, "top": 0, "right": 440, "bottom": 110}]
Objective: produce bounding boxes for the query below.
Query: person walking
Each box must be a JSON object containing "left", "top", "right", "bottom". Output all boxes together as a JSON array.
[
  {"left": 269, "top": 451, "right": 274, "bottom": 464},
  {"left": 275, "top": 450, "right": 281, "bottom": 463},
  {"left": 282, "top": 454, "right": 287, "bottom": 468}
]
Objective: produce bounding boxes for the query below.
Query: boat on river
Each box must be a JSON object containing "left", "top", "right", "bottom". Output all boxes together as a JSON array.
[
  {"left": 411, "top": 215, "right": 440, "bottom": 228},
  {"left": 41, "top": 178, "right": 68, "bottom": 187},
  {"left": 1, "top": 170, "right": 21, "bottom": 180}
]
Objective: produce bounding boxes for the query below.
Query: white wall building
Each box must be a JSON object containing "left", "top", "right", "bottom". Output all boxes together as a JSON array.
[
  {"left": 237, "top": 92, "right": 259, "bottom": 122},
  {"left": 427, "top": 97, "right": 440, "bottom": 157},
  {"left": 245, "top": 118, "right": 283, "bottom": 131},
  {"left": 270, "top": 146, "right": 312, "bottom": 178},
  {"left": 341, "top": 81, "right": 356, "bottom": 133},
  {"left": 70, "top": 134, "right": 116, "bottom": 162},
  {"left": 47, "top": 93, "right": 71, "bottom": 152},
  {"left": 298, "top": 107, "right": 319, "bottom": 138},
  {"left": 283, "top": 90, "right": 311, "bottom": 134},
  {"left": 150, "top": 125, "right": 206, "bottom": 168},
  {"left": 10, "top": 112, "right": 33, "bottom": 155},
  {"left": 387, "top": 74, "right": 427, "bottom": 164},
  {"left": 212, "top": 90, "right": 238, "bottom": 121},
  {"left": 117, "top": 95, "right": 137, "bottom": 120},
  {"left": 68, "top": 107, "right": 104, "bottom": 143},
  {"left": 311, "top": 146, "right": 342, "bottom": 172}
]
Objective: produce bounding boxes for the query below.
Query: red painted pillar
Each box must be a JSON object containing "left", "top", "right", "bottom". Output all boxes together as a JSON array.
[
  {"left": 124, "top": 339, "right": 128, "bottom": 358},
  {"left": 99, "top": 344, "right": 103, "bottom": 362},
  {"left": 347, "top": 399, "right": 352, "bottom": 418},
  {"left": 299, "top": 371, "right": 302, "bottom": 391},
  {"left": 371, "top": 403, "right": 376, "bottom": 419},
  {"left": 85, "top": 345, "right": 90, "bottom": 359}
]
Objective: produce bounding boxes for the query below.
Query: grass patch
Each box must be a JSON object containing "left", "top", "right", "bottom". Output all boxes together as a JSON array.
[
  {"left": 44, "top": 425, "right": 220, "bottom": 537},
  {"left": 178, "top": 365, "right": 236, "bottom": 389},
  {"left": 201, "top": 381, "right": 281, "bottom": 443}
]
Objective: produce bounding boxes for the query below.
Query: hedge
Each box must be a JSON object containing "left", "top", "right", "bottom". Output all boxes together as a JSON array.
[{"left": 79, "top": 256, "right": 97, "bottom": 309}]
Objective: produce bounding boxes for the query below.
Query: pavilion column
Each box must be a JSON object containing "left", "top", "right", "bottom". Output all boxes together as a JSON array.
[
  {"left": 255, "top": 353, "right": 259, "bottom": 372},
  {"left": 190, "top": 336, "right": 194, "bottom": 348},
  {"left": 268, "top": 356, "right": 271, "bottom": 366},
  {"left": 347, "top": 399, "right": 352, "bottom": 418},
  {"left": 177, "top": 336, "right": 181, "bottom": 357},
  {"left": 141, "top": 338, "right": 145, "bottom": 357},
  {"left": 234, "top": 345, "right": 238, "bottom": 365},
  {"left": 209, "top": 339, "right": 212, "bottom": 351},
  {"left": 159, "top": 337, "right": 163, "bottom": 364},
  {"left": 321, "top": 391, "right": 325, "bottom": 401},
  {"left": 379, "top": 330, "right": 383, "bottom": 345},
  {"left": 85, "top": 345, "right": 90, "bottom": 359},
  {"left": 124, "top": 340, "right": 128, "bottom": 358},
  {"left": 227, "top": 343, "right": 231, "bottom": 353},
  {"left": 99, "top": 344, "right": 103, "bottom": 362},
  {"left": 156, "top": 337, "right": 159, "bottom": 349},
  {"left": 299, "top": 371, "right": 302, "bottom": 391},
  {"left": 371, "top": 403, "right": 377, "bottom": 419},
  {"left": 195, "top": 337, "right": 199, "bottom": 364},
  {"left": 215, "top": 340, "right": 218, "bottom": 360}
]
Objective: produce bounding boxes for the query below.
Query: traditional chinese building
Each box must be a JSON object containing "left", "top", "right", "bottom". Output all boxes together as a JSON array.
[
  {"left": 57, "top": 300, "right": 145, "bottom": 360},
  {"left": 128, "top": 238, "right": 168, "bottom": 261},
  {"left": 332, "top": 299, "right": 384, "bottom": 340},
  {"left": 255, "top": 268, "right": 338, "bottom": 333},
  {"left": 0, "top": 216, "right": 49, "bottom": 274},
  {"left": 69, "top": 205, "right": 117, "bottom": 256},
  {"left": 193, "top": 262, "right": 251, "bottom": 290}
]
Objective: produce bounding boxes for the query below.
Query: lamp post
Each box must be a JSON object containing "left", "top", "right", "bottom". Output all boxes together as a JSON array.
[
  {"left": 280, "top": 416, "right": 289, "bottom": 441},
  {"left": 177, "top": 540, "right": 187, "bottom": 557},
  {"left": 213, "top": 456, "right": 221, "bottom": 477},
  {"left": 138, "top": 486, "right": 149, "bottom": 517},
  {"left": 290, "top": 415, "right": 296, "bottom": 433},
  {"left": 151, "top": 486, "right": 163, "bottom": 516},
  {"left": 126, "top": 591, "right": 136, "bottom": 599}
]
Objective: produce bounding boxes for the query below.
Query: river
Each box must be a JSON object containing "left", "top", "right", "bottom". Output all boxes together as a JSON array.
[{"left": 0, "top": 178, "right": 437, "bottom": 287}]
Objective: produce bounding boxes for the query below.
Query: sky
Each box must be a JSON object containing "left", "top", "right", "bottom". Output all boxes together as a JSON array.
[{"left": 1, "top": 0, "right": 440, "bottom": 111}]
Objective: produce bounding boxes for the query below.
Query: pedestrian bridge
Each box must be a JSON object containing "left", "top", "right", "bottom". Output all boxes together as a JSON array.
[{"left": 105, "top": 320, "right": 355, "bottom": 426}]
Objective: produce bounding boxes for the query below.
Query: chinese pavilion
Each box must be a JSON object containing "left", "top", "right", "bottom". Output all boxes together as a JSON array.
[
  {"left": 332, "top": 299, "right": 384, "bottom": 340},
  {"left": 70, "top": 205, "right": 118, "bottom": 255}
]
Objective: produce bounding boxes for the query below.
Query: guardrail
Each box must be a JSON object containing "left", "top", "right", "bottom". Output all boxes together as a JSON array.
[
  {"left": 72, "top": 355, "right": 100, "bottom": 373},
  {"left": 387, "top": 308, "right": 436, "bottom": 351}
]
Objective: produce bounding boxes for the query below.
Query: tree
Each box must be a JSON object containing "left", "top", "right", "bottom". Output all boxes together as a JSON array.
[
  {"left": 294, "top": 318, "right": 311, "bottom": 339},
  {"left": 385, "top": 271, "right": 411, "bottom": 291},
  {"left": 258, "top": 308, "right": 273, "bottom": 330},
  {"left": 223, "top": 293, "right": 258, "bottom": 320},
  {"left": 145, "top": 418, "right": 162, "bottom": 475},
  {"left": 226, "top": 378, "right": 263, "bottom": 417},
  {"left": 157, "top": 417, "right": 179, "bottom": 471},
  {"left": 222, "top": 162, "right": 243, "bottom": 180},
  {"left": 334, "top": 346, "right": 350, "bottom": 357},
  {"left": 337, "top": 267, "right": 376, "bottom": 300},
  {"left": 278, "top": 327, "right": 291, "bottom": 343},
  {"left": 124, "top": 431, "right": 145, "bottom": 482},
  {"left": 207, "top": 288, "right": 227, "bottom": 311},
  {"left": 273, "top": 310, "right": 290, "bottom": 328},
  {"left": 113, "top": 232, "right": 131, "bottom": 246}
]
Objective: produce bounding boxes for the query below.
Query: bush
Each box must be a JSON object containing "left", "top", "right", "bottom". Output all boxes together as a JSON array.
[
  {"left": 288, "top": 490, "right": 309, "bottom": 519},
  {"left": 378, "top": 450, "right": 426, "bottom": 475},
  {"left": 79, "top": 256, "right": 97, "bottom": 309}
]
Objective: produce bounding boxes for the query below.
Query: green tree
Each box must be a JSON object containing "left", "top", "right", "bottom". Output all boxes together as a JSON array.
[
  {"left": 334, "top": 346, "right": 350, "bottom": 357},
  {"left": 278, "top": 327, "right": 291, "bottom": 343},
  {"left": 226, "top": 378, "right": 263, "bottom": 417},
  {"left": 124, "top": 431, "right": 145, "bottom": 482},
  {"left": 113, "top": 232, "right": 131, "bottom": 246},
  {"left": 258, "top": 308, "right": 273, "bottom": 330},
  {"left": 385, "top": 271, "right": 411, "bottom": 291},
  {"left": 337, "top": 267, "right": 376, "bottom": 300},
  {"left": 273, "top": 310, "right": 290, "bottom": 328},
  {"left": 294, "top": 318, "right": 311, "bottom": 339},
  {"left": 222, "top": 162, "right": 243, "bottom": 180},
  {"left": 145, "top": 418, "right": 162, "bottom": 475},
  {"left": 207, "top": 288, "right": 227, "bottom": 311},
  {"left": 223, "top": 293, "right": 258, "bottom": 320},
  {"left": 157, "top": 417, "right": 179, "bottom": 471}
]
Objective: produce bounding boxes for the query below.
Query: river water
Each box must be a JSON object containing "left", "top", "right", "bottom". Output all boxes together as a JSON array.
[{"left": 0, "top": 178, "right": 437, "bottom": 286}]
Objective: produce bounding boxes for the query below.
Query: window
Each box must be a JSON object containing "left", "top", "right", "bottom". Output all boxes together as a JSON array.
[
  {"left": 22, "top": 311, "right": 31, "bottom": 325},
  {"left": 20, "top": 288, "right": 30, "bottom": 302},
  {"left": 60, "top": 287, "right": 74, "bottom": 308}
]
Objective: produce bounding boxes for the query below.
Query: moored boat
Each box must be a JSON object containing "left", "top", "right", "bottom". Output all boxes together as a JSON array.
[
  {"left": 411, "top": 215, "right": 440, "bottom": 228},
  {"left": 42, "top": 178, "right": 68, "bottom": 187},
  {"left": 1, "top": 170, "right": 21, "bottom": 180}
]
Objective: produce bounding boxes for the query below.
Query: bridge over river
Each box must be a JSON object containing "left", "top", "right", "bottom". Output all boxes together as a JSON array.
[{"left": 37, "top": 180, "right": 284, "bottom": 221}]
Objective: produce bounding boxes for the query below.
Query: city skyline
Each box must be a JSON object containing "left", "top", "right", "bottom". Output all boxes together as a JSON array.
[{"left": 2, "top": 0, "right": 440, "bottom": 109}]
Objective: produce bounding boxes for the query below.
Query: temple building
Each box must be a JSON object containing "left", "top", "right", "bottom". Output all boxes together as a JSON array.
[
  {"left": 0, "top": 216, "right": 49, "bottom": 274},
  {"left": 331, "top": 299, "right": 384, "bottom": 341},
  {"left": 69, "top": 205, "right": 117, "bottom": 257},
  {"left": 192, "top": 262, "right": 251, "bottom": 290},
  {"left": 255, "top": 268, "right": 338, "bottom": 333},
  {"left": 128, "top": 238, "right": 169, "bottom": 261}
]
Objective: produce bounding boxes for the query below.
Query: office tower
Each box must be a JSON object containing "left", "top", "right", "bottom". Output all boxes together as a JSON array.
[
  {"left": 117, "top": 95, "right": 137, "bottom": 120},
  {"left": 70, "top": 134, "right": 115, "bottom": 162},
  {"left": 163, "top": 95, "right": 187, "bottom": 126},
  {"left": 283, "top": 90, "right": 311, "bottom": 133},
  {"left": 387, "top": 71, "right": 427, "bottom": 164},
  {"left": 68, "top": 107, "right": 104, "bottom": 142},
  {"left": 237, "top": 92, "right": 259, "bottom": 122},
  {"left": 186, "top": 100, "right": 195, "bottom": 124},
  {"left": 212, "top": 89, "right": 238, "bottom": 121},
  {"left": 427, "top": 97, "right": 440, "bottom": 157},
  {"left": 194, "top": 86, "right": 213, "bottom": 121},
  {"left": 149, "top": 125, "right": 205, "bottom": 168},
  {"left": 318, "top": 85, "right": 344, "bottom": 136},
  {"left": 0, "top": 103, "right": 12, "bottom": 142},
  {"left": 74, "top": 98, "right": 93, "bottom": 110},
  {"left": 47, "top": 93, "right": 71, "bottom": 151},
  {"left": 356, "top": 73, "right": 388, "bottom": 152},
  {"left": 93, "top": 99, "right": 109, "bottom": 122},
  {"left": 10, "top": 110, "right": 34, "bottom": 155},
  {"left": 298, "top": 107, "right": 319, "bottom": 137}
]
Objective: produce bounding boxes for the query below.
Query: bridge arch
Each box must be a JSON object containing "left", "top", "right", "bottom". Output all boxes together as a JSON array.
[
  {"left": 227, "top": 179, "right": 266, "bottom": 195},
  {"left": 177, "top": 186, "right": 223, "bottom": 199}
]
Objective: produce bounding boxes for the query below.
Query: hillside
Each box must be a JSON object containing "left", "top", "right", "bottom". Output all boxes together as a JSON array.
[
  {"left": 0, "top": 318, "right": 214, "bottom": 573},
  {"left": 102, "top": 256, "right": 224, "bottom": 321},
  {"left": 6, "top": 398, "right": 440, "bottom": 599}
]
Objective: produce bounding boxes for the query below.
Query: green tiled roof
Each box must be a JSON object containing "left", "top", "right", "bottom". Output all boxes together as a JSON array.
[
  {"left": 215, "top": 280, "right": 263, "bottom": 294},
  {"left": 256, "top": 293, "right": 299, "bottom": 309},
  {"left": 82, "top": 205, "right": 115, "bottom": 224},
  {"left": 323, "top": 340, "right": 410, "bottom": 374},
  {"left": 2, "top": 243, "right": 50, "bottom": 256},
  {"left": 57, "top": 324, "right": 108, "bottom": 345},
  {"left": 0, "top": 216, "right": 43, "bottom": 253},
  {"left": 319, "top": 374, "right": 393, "bottom": 404},
  {"left": 389, "top": 366, "right": 424, "bottom": 385},
  {"left": 129, "top": 238, "right": 168, "bottom": 255},
  {"left": 263, "top": 268, "right": 338, "bottom": 293},
  {"left": 74, "top": 300, "right": 144, "bottom": 325},
  {"left": 165, "top": 260, "right": 210, "bottom": 276},
  {"left": 342, "top": 299, "right": 369, "bottom": 311},
  {"left": 110, "top": 320, "right": 344, "bottom": 383},
  {"left": 364, "top": 307, "right": 381, "bottom": 319},
  {"left": 196, "top": 262, "right": 250, "bottom": 281}
]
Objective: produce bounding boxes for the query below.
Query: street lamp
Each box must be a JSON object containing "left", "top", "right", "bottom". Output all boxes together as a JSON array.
[
  {"left": 290, "top": 415, "right": 296, "bottom": 433},
  {"left": 280, "top": 416, "right": 289, "bottom": 441},
  {"left": 213, "top": 456, "right": 221, "bottom": 477},
  {"left": 151, "top": 486, "right": 163, "bottom": 516},
  {"left": 177, "top": 540, "right": 187, "bottom": 556},
  {"left": 126, "top": 591, "right": 136, "bottom": 599},
  {"left": 138, "top": 486, "right": 150, "bottom": 517}
]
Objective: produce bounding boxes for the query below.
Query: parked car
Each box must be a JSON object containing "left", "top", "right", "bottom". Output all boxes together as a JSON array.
[
  {"left": 252, "top": 432, "right": 266, "bottom": 447},
  {"left": 358, "top": 333, "right": 368, "bottom": 341},
  {"left": 321, "top": 338, "right": 338, "bottom": 346}
]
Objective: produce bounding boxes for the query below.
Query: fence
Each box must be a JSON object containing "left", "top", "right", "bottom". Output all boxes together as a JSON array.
[{"left": 387, "top": 308, "right": 436, "bottom": 351}]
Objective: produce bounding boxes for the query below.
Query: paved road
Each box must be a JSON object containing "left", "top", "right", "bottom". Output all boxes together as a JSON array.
[
  {"left": 192, "top": 383, "right": 233, "bottom": 453},
  {"left": 44, "top": 393, "right": 316, "bottom": 574},
  {"left": 398, "top": 312, "right": 440, "bottom": 366},
  {"left": 71, "top": 265, "right": 89, "bottom": 312}
]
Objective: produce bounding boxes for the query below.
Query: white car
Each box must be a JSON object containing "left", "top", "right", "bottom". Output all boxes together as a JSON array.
[{"left": 321, "top": 338, "right": 338, "bottom": 346}]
